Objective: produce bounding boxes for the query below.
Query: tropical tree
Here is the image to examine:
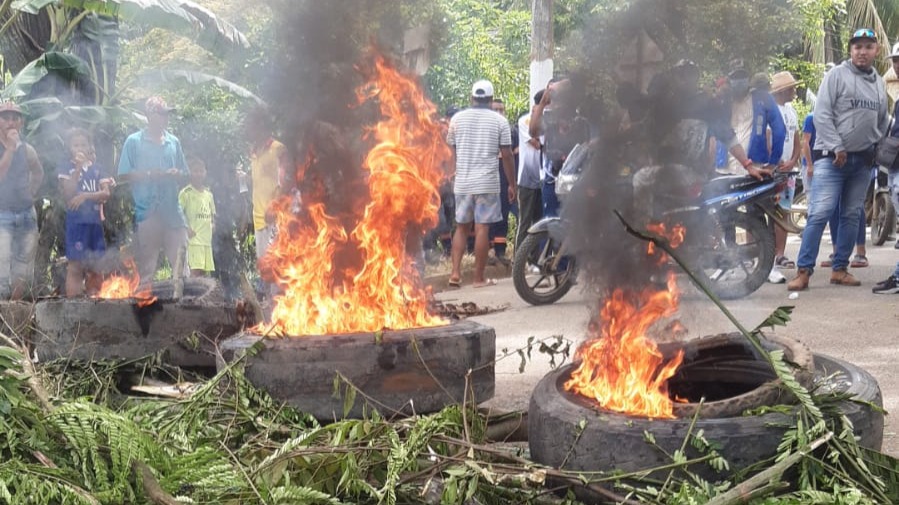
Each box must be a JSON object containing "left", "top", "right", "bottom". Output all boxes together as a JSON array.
[
  {"left": 792, "top": 0, "right": 899, "bottom": 66},
  {"left": 425, "top": 0, "right": 531, "bottom": 119}
]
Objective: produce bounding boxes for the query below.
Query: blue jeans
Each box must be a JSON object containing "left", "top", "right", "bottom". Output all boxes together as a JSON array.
[
  {"left": 542, "top": 179, "right": 560, "bottom": 218},
  {"left": 828, "top": 198, "right": 866, "bottom": 246},
  {"left": 797, "top": 154, "right": 872, "bottom": 273},
  {"left": 0, "top": 208, "right": 38, "bottom": 299}
]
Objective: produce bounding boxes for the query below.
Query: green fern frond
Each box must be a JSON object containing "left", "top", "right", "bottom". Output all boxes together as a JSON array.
[
  {"left": 49, "top": 401, "right": 165, "bottom": 500},
  {"left": 0, "top": 460, "right": 100, "bottom": 505},
  {"left": 268, "top": 484, "right": 347, "bottom": 504}
]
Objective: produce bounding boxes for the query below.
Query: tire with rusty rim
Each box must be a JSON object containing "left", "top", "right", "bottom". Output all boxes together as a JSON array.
[
  {"left": 528, "top": 351, "right": 882, "bottom": 502},
  {"left": 661, "top": 333, "right": 815, "bottom": 419}
]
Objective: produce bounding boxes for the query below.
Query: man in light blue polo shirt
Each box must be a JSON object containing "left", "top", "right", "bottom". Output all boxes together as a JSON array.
[{"left": 118, "top": 96, "right": 189, "bottom": 282}]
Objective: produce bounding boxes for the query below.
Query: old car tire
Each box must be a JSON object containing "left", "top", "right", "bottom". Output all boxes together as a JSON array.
[
  {"left": 528, "top": 353, "right": 882, "bottom": 503},
  {"left": 219, "top": 319, "right": 496, "bottom": 420}
]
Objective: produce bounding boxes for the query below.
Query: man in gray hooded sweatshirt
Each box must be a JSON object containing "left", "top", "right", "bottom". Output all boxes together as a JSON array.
[{"left": 789, "top": 28, "right": 890, "bottom": 291}]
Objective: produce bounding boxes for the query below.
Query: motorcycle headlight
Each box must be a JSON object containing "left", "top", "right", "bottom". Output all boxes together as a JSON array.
[{"left": 555, "top": 173, "right": 580, "bottom": 196}]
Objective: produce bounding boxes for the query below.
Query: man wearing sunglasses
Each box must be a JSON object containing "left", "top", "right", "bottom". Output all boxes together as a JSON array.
[{"left": 789, "top": 28, "right": 890, "bottom": 291}]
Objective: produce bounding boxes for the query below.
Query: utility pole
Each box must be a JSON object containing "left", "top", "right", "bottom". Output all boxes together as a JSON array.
[{"left": 530, "top": 0, "right": 553, "bottom": 103}]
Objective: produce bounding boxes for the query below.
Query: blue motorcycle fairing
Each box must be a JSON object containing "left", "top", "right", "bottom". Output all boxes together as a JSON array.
[{"left": 701, "top": 179, "right": 780, "bottom": 209}]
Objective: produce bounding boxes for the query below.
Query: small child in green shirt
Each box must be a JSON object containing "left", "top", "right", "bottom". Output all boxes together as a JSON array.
[{"left": 178, "top": 157, "right": 216, "bottom": 277}]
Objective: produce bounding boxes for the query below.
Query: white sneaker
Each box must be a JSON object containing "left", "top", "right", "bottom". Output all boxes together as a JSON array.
[
  {"left": 528, "top": 265, "right": 541, "bottom": 274},
  {"left": 767, "top": 268, "right": 786, "bottom": 284}
]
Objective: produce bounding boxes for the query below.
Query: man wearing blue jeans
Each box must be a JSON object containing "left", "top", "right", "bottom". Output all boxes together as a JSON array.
[
  {"left": 788, "top": 28, "right": 890, "bottom": 291},
  {"left": 0, "top": 101, "right": 44, "bottom": 300}
]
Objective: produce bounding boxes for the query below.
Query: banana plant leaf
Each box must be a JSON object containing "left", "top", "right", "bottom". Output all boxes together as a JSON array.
[
  {"left": 58, "top": 0, "right": 250, "bottom": 60},
  {"left": 10, "top": 0, "right": 58, "bottom": 14},
  {"left": 0, "top": 52, "right": 91, "bottom": 100},
  {"left": 72, "top": 13, "right": 121, "bottom": 65},
  {"left": 135, "top": 69, "right": 265, "bottom": 104},
  {"left": 20, "top": 98, "right": 146, "bottom": 158}
]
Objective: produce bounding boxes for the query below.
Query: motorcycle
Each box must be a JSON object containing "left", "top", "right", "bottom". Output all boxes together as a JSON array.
[
  {"left": 868, "top": 164, "right": 897, "bottom": 246},
  {"left": 511, "top": 145, "right": 585, "bottom": 306},
  {"left": 512, "top": 145, "right": 795, "bottom": 305},
  {"left": 659, "top": 170, "right": 795, "bottom": 299}
]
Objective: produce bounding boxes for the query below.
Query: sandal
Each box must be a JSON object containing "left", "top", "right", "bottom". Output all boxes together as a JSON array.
[
  {"left": 448, "top": 278, "right": 462, "bottom": 288},
  {"left": 820, "top": 254, "right": 834, "bottom": 268},
  {"left": 473, "top": 278, "right": 498, "bottom": 288},
  {"left": 775, "top": 256, "right": 795, "bottom": 269},
  {"left": 850, "top": 254, "right": 869, "bottom": 268}
]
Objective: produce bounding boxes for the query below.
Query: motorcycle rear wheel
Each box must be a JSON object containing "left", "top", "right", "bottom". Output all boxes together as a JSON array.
[
  {"left": 513, "top": 231, "right": 576, "bottom": 306},
  {"left": 788, "top": 189, "right": 808, "bottom": 232},
  {"left": 870, "top": 192, "right": 896, "bottom": 246},
  {"left": 691, "top": 211, "right": 775, "bottom": 300}
]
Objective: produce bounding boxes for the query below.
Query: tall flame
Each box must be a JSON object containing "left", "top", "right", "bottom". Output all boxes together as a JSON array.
[
  {"left": 564, "top": 222, "right": 686, "bottom": 419},
  {"left": 257, "top": 54, "right": 450, "bottom": 336}
]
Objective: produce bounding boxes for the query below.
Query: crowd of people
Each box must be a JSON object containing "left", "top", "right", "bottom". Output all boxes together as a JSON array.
[
  {"left": 439, "top": 27, "right": 899, "bottom": 295},
  {"left": 3, "top": 28, "right": 899, "bottom": 301},
  {"left": 0, "top": 96, "right": 289, "bottom": 301}
]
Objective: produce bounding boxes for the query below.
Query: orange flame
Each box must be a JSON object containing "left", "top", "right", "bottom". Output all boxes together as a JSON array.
[
  {"left": 564, "top": 272, "right": 685, "bottom": 419},
  {"left": 257, "top": 53, "right": 450, "bottom": 336},
  {"left": 646, "top": 222, "right": 686, "bottom": 258},
  {"left": 95, "top": 259, "right": 157, "bottom": 307}
]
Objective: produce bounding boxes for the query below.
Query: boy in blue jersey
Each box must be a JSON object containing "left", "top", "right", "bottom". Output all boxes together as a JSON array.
[{"left": 59, "top": 128, "right": 113, "bottom": 297}]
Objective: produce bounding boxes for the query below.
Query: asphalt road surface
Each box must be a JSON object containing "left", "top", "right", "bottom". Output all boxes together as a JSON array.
[{"left": 435, "top": 237, "right": 899, "bottom": 456}]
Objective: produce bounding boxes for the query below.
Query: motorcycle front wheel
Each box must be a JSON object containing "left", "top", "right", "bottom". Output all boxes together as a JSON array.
[
  {"left": 513, "top": 231, "right": 576, "bottom": 306},
  {"left": 691, "top": 211, "right": 775, "bottom": 300}
]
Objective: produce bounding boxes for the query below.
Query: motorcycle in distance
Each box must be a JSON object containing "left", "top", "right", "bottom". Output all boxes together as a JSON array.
[
  {"left": 867, "top": 164, "right": 897, "bottom": 246},
  {"left": 512, "top": 145, "right": 798, "bottom": 305}
]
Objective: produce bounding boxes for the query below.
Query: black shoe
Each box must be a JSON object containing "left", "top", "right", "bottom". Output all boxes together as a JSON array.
[
  {"left": 872, "top": 275, "right": 899, "bottom": 294},
  {"left": 894, "top": 239, "right": 899, "bottom": 250}
]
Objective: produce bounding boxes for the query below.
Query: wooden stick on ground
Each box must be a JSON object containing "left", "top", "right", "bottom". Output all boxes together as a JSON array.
[
  {"left": 705, "top": 432, "right": 832, "bottom": 505},
  {"left": 238, "top": 272, "right": 265, "bottom": 325},
  {"left": 133, "top": 460, "right": 179, "bottom": 505},
  {"left": 172, "top": 244, "right": 186, "bottom": 301}
]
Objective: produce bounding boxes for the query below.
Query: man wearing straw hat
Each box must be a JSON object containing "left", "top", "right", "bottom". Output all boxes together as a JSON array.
[{"left": 770, "top": 71, "right": 803, "bottom": 274}]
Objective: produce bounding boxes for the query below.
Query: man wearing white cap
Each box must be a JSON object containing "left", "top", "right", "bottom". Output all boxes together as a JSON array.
[{"left": 446, "top": 80, "right": 516, "bottom": 288}]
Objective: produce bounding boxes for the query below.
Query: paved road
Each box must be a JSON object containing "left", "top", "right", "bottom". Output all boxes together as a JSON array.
[{"left": 435, "top": 238, "right": 899, "bottom": 456}]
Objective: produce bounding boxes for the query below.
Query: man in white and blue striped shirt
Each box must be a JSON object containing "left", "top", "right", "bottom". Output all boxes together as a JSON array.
[{"left": 446, "top": 79, "right": 516, "bottom": 288}]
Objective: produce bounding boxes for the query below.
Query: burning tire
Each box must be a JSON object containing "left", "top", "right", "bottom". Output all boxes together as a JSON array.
[
  {"left": 513, "top": 231, "right": 576, "bottom": 306},
  {"left": 32, "top": 278, "right": 240, "bottom": 368},
  {"left": 529, "top": 338, "right": 882, "bottom": 500},
  {"left": 693, "top": 211, "right": 775, "bottom": 300},
  {"left": 219, "top": 319, "right": 495, "bottom": 420}
]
